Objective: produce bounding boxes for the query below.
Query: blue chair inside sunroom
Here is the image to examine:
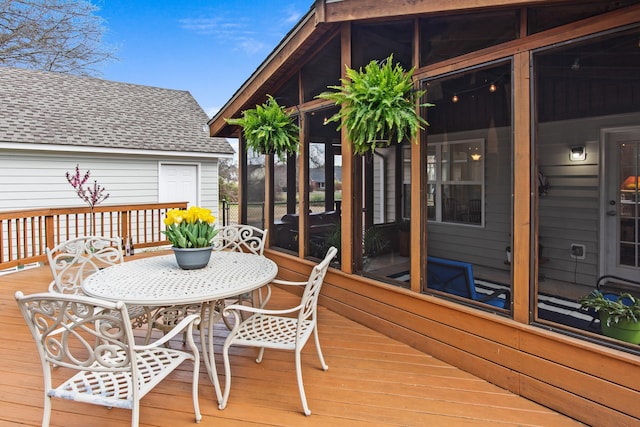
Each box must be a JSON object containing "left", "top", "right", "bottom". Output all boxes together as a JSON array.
[{"left": 427, "top": 256, "right": 510, "bottom": 309}]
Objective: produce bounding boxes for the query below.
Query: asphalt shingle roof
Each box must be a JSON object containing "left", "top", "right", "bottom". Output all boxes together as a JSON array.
[{"left": 0, "top": 66, "right": 234, "bottom": 155}]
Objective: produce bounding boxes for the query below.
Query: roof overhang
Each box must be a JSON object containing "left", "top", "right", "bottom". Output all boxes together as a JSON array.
[
  {"left": 320, "top": 0, "right": 543, "bottom": 23},
  {"left": 207, "top": 0, "right": 554, "bottom": 138},
  {"left": 0, "top": 142, "right": 234, "bottom": 160},
  {"left": 208, "top": 5, "right": 327, "bottom": 137}
]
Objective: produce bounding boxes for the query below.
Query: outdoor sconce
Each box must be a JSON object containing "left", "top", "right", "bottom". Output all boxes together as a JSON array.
[{"left": 570, "top": 146, "right": 586, "bottom": 161}]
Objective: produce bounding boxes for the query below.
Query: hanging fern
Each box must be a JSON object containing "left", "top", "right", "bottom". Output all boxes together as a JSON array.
[
  {"left": 225, "top": 95, "right": 300, "bottom": 161},
  {"left": 317, "top": 54, "right": 432, "bottom": 155}
]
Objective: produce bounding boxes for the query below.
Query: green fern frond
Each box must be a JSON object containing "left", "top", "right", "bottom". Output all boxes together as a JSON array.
[
  {"left": 317, "top": 54, "right": 433, "bottom": 155},
  {"left": 225, "top": 95, "right": 300, "bottom": 161}
]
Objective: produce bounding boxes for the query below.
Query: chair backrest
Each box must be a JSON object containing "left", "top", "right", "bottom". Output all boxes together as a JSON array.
[
  {"left": 46, "top": 236, "right": 123, "bottom": 294},
  {"left": 299, "top": 246, "right": 338, "bottom": 323},
  {"left": 427, "top": 256, "right": 509, "bottom": 309},
  {"left": 596, "top": 275, "right": 640, "bottom": 297},
  {"left": 211, "top": 225, "right": 268, "bottom": 255},
  {"left": 15, "top": 291, "right": 135, "bottom": 374},
  {"left": 426, "top": 256, "right": 476, "bottom": 299}
]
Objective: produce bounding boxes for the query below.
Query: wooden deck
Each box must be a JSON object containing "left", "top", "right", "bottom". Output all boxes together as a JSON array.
[{"left": 0, "top": 253, "right": 585, "bottom": 426}]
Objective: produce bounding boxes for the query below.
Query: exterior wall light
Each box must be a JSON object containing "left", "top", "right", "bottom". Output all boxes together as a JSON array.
[{"left": 570, "top": 146, "right": 586, "bottom": 161}]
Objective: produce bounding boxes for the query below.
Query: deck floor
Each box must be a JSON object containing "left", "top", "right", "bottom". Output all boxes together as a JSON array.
[{"left": 0, "top": 254, "right": 585, "bottom": 426}]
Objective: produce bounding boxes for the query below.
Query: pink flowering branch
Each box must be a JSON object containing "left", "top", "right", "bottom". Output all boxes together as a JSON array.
[{"left": 66, "top": 165, "right": 110, "bottom": 209}]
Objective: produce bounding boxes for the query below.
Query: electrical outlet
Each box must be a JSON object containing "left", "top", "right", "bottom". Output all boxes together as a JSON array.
[{"left": 570, "top": 243, "right": 585, "bottom": 260}]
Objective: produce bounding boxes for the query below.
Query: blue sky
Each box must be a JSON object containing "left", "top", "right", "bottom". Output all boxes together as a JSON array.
[{"left": 97, "top": 0, "right": 312, "bottom": 117}]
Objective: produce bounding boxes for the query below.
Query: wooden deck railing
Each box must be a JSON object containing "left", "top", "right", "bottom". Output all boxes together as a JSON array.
[{"left": 0, "top": 202, "right": 188, "bottom": 270}]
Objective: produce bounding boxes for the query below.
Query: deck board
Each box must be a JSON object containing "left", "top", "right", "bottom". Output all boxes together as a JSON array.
[{"left": 0, "top": 256, "right": 585, "bottom": 426}]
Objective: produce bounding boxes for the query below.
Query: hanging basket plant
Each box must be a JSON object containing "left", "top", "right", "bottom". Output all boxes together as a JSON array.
[
  {"left": 225, "top": 94, "right": 300, "bottom": 161},
  {"left": 317, "top": 54, "right": 432, "bottom": 156}
]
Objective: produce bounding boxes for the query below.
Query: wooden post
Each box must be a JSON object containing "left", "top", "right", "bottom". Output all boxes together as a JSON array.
[
  {"left": 512, "top": 51, "right": 532, "bottom": 324},
  {"left": 340, "top": 22, "right": 353, "bottom": 273}
]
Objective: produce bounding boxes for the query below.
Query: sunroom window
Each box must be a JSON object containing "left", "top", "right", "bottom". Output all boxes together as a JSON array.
[
  {"left": 427, "top": 139, "right": 484, "bottom": 226},
  {"left": 422, "top": 61, "right": 513, "bottom": 312}
]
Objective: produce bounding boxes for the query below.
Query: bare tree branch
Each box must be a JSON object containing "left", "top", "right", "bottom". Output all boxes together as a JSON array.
[{"left": 0, "top": 0, "right": 117, "bottom": 76}]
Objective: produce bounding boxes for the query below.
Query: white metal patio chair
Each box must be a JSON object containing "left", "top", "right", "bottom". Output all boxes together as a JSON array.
[
  {"left": 219, "top": 246, "right": 338, "bottom": 416},
  {"left": 213, "top": 224, "right": 270, "bottom": 308},
  {"left": 46, "top": 235, "right": 149, "bottom": 328},
  {"left": 15, "top": 291, "right": 202, "bottom": 427},
  {"left": 212, "top": 224, "right": 268, "bottom": 255}
]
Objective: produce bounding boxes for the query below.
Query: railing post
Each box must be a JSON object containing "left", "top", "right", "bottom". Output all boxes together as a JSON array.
[
  {"left": 121, "top": 209, "right": 129, "bottom": 241},
  {"left": 222, "top": 199, "right": 228, "bottom": 226},
  {"left": 45, "top": 214, "right": 55, "bottom": 252}
]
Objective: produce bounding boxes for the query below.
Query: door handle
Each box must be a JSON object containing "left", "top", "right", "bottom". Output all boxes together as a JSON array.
[{"left": 606, "top": 210, "right": 617, "bottom": 216}]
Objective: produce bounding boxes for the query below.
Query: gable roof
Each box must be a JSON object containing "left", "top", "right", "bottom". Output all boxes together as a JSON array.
[
  {"left": 0, "top": 66, "right": 234, "bottom": 155},
  {"left": 208, "top": 0, "right": 538, "bottom": 138}
]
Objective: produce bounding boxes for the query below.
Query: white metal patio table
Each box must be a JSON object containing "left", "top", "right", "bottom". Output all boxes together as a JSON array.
[{"left": 82, "top": 251, "right": 278, "bottom": 404}]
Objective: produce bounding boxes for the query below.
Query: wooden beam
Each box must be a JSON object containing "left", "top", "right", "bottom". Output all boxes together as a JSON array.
[
  {"left": 340, "top": 22, "right": 354, "bottom": 273},
  {"left": 298, "top": 113, "right": 308, "bottom": 257},
  {"left": 314, "top": 0, "right": 325, "bottom": 24},
  {"left": 239, "top": 135, "right": 247, "bottom": 225},
  {"left": 323, "top": 0, "right": 550, "bottom": 23},
  {"left": 410, "top": 18, "right": 422, "bottom": 293},
  {"left": 265, "top": 155, "right": 274, "bottom": 245},
  {"left": 513, "top": 51, "right": 531, "bottom": 324},
  {"left": 415, "top": 3, "right": 640, "bottom": 81}
]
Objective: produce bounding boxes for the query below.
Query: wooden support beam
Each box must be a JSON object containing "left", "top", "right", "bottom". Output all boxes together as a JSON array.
[
  {"left": 340, "top": 22, "right": 354, "bottom": 273},
  {"left": 323, "top": 0, "right": 542, "bottom": 23},
  {"left": 513, "top": 51, "right": 531, "bottom": 324}
]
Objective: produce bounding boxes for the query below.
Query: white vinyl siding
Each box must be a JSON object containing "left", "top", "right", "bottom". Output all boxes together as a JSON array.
[
  {"left": 427, "top": 128, "right": 511, "bottom": 271},
  {"left": 537, "top": 112, "right": 640, "bottom": 286},
  {"left": 0, "top": 151, "right": 220, "bottom": 217}
]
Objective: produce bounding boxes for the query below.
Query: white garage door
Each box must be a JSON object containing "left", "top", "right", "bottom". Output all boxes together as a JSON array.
[{"left": 159, "top": 164, "right": 198, "bottom": 207}]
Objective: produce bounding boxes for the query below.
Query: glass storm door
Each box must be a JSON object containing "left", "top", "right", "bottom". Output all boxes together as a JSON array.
[{"left": 604, "top": 128, "right": 640, "bottom": 279}]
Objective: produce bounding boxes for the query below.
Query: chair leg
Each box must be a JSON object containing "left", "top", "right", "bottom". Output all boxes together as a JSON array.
[
  {"left": 257, "top": 285, "right": 272, "bottom": 308},
  {"left": 188, "top": 347, "right": 202, "bottom": 422},
  {"left": 295, "top": 348, "right": 311, "bottom": 416},
  {"left": 312, "top": 326, "right": 328, "bottom": 371},
  {"left": 256, "top": 347, "right": 265, "bottom": 363},
  {"left": 132, "top": 399, "right": 140, "bottom": 427},
  {"left": 219, "top": 341, "right": 233, "bottom": 410},
  {"left": 42, "top": 394, "right": 52, "bottom": 427}
]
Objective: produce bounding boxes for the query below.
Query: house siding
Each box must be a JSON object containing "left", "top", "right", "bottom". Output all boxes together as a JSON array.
[
  {"left": 428, "top": 126, "right": 512, "bottom": 273},
  {"left": 538, "top": 112, "right": 640, "bottom": 287},
  {"left": 0, "top": 151, "right": 220, "bottom": 218}
]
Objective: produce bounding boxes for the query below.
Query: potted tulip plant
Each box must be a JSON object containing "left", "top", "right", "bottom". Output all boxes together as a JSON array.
[
  {"left": 316, "top": 54, "right": 432, "bottom": 156},
  {"left": 225, "top": 94, "right": 300, "bottom": 161},
  {"left": 163, "top": 206, "right": 219, "bottom": 269},
  {"left": 579, "top": 290, "right": 640, "bottom": 344}
]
